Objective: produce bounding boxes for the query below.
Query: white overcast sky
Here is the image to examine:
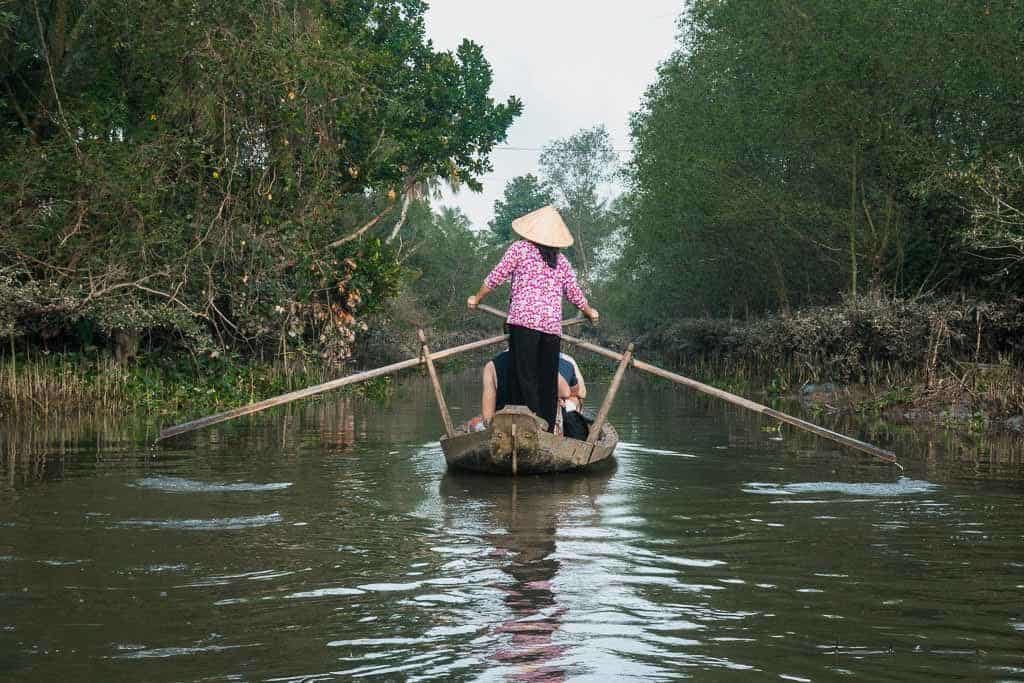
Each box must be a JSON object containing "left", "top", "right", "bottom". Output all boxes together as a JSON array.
[{"left": 424, "top": 1, "right": 684, "bottom": 230}]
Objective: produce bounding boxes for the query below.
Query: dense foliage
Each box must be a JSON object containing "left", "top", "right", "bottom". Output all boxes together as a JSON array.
[
  {"left": 403, "top": 204, "right": 498, "bottom": 332},
  {"left": 615, "top": 0, "right": 1024, "bottom": 328},
  {"left": 538, "top": 125, "right": 621, "bottom": 283},
  {"left": 642, "top": 296, "right": 1024, "bottom": 384},
  {"left": 1, "top": 0, "right": 519, "bottom": 366},
  {"left": 348, "top": 201, "right": 502, "bottom": 367}
]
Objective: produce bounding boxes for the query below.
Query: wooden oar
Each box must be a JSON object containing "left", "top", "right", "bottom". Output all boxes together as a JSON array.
[
  {"left": 157, "top": 314, "right": 587, "bottom": 441},
  {"left": 471, "top": 304, "right": 899, "bottom": 466},
  {"left": 562, "top": 333, "right": 899, "bottom": 466}
]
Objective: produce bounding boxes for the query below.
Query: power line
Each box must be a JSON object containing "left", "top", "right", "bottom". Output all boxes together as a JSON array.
[{"left": 494, "top": 145, "right": 633, "bottom": 152}]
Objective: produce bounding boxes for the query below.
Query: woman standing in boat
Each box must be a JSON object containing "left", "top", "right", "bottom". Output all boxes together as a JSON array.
[{"left": 467, "top": 205, "right": 599, "bottom": 432}]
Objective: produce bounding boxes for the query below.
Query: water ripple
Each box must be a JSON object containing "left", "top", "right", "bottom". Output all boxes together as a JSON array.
[
  {"left": 115, "top": 513, "right": 282, "bottom": 530},
  {"left": 130, "top": 476, "right": 292, "bottom": 493},
  {"left": 110, "top": 643, "right": 261, "bottom": 659},
  {"left": 744, "top": 477, "right": 939, "bottom": 497}
]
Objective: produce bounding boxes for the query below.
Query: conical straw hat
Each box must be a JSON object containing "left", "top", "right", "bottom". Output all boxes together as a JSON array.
[{"left": 511, "top": 205, "right": 574, "bottom": 248}]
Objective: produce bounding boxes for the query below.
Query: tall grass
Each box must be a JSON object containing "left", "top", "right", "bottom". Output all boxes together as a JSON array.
[
  {"left": 0, "top": 349, "right": 392, "bottom": 421},
  {"left": 1, "top": 349, "right": 131, "bottom": 416}
]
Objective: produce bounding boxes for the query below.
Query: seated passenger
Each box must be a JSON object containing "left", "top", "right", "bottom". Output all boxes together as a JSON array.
[
  {"left": 557, "top": 351, "right": 585, "bottom": 410},
  {"left": 556, "top": 352, "right": 591, "bottom": 440},
  {"left": 477, "top": 350, "right": 587, "bottom": 437}
]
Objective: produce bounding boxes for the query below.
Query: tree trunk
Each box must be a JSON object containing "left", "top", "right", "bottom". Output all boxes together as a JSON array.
[
  {"left": 114, "top": 330, "right": 140, "bottom": 365},
  {"left": 769, "top": 241, "right": 790, "bottom": 314},
  {"left": 849, "top": 147, "right": 859, "bottom": 298}
]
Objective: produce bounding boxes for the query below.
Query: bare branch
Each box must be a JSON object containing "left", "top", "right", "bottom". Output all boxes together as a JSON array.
[
  {"left": 385, "top": 187, "right": 414, "bottom": 243},
  {"left": 326, "top": 204, "right": 396, "bottom": 249},
  {"left": 133, "top": 284, "right": 210, "bottom": 321},
  {"left": 77, "top": 271, "right": 166, "bottom": 308}
]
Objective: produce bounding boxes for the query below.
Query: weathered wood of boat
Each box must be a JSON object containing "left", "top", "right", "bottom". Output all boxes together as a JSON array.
[{"left": 440, "top": 405, "right": 618, "bottom": 475}]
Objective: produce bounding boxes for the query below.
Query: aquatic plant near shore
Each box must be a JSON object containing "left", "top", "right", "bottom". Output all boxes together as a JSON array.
[{"left": 0, "top": 350, "right": 392, "bottom": 421}]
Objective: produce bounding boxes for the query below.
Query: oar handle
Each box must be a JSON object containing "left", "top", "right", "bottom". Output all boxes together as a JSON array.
[{"left": 474, "top": 303, "right": 588, "bottom": 329}]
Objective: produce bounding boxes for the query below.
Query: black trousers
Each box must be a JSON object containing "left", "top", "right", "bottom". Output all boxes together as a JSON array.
[{"left": 506, "top": 324, "right": 561, "bottom": 432}]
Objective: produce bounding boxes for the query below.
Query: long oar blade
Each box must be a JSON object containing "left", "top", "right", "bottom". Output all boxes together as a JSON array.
[
  {"left": 157, "top": 334, "right": 506, "bottom": 441},
  {"left": 562, "top": 333, "right": 899, "bottom": 466},
  {"left": 158, "top": 313, "right": 587, "bottom": 442}
]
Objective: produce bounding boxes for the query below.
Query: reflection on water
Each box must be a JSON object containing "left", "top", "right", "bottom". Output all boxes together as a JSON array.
[
  {"left": 440, "top": 469, "right": 613, "bottom": 681},
  {"left": 1, "top": 371, "right": 1023, "bottom": 680}
]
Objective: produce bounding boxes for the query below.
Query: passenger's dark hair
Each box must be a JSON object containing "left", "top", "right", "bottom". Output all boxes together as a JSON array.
[{"left": 533, "top": 242, "right": 559, "bottom": 269}]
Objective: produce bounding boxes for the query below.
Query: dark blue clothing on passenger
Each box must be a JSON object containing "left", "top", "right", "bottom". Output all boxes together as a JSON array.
[
  {"left": 559, "top": 355, "right": 576, "bottom": 388},
  {"left": 492, "top": 350, "right": 575, "bottom": 413}
]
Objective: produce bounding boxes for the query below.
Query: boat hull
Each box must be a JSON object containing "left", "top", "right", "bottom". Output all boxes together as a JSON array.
[{"left": 440, "top": 406, "right": 618, "bottom": 475}]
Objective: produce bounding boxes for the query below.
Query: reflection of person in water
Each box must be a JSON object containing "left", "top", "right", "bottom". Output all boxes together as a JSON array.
[
  {"left": 318, "top": 398, "right": 357, "bottom": 452},
  {"left": 440, "top": 470, "right": 613, "bottom": 681},
  {"left": 491, "top": 504, "right": 568, "bottom": 681}
]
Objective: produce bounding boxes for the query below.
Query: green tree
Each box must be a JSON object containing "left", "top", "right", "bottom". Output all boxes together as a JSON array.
[
  {"left": 0, "top": 0, "right": 520, "bottom": 365},
  {"left": 404, "top": 205, "right": 496, "bottom": 328},
  {"left": 539, "top": 125, "right": 619, "bottom": 282},
  {"left": 618, "top": 0, "right": 1024, "bottom": 328},
  {"left": 941, "top": 153, "right": 1024, "bottom": 281},
  {"left": 487, "top": 174, "right": 553, "bottom": 243}
]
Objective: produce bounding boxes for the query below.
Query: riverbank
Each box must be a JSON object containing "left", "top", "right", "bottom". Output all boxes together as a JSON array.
[
  {"left": 0, "top": 311, "right": 499, "bottom": 424},
  {"left": 4, "top": 296, "right": 1022, "bottom": 438},
  {"left": 0, "top": 351, "right": 392, "bottom": 422},
  {"left": 618, "top": 296, "right": 1024, "bottom": 436}
]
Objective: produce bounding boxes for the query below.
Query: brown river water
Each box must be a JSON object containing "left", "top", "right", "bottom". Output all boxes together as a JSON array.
[{"left": 2, "top": 370, "right": 1023, "bottom": 680}]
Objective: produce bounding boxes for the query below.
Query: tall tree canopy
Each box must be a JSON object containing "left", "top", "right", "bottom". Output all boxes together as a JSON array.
[
  {"left": 487, "top": 173, "right": 553, "bottom": 243},
  {"left": 1, "top": 0, "right": 520, "bottom": 364},
  {"left": 539, "top": 125, "right": 619, "bottom": 282},
  {"left": 618, "top": 0, "right": 1024, "bottom": 327}
]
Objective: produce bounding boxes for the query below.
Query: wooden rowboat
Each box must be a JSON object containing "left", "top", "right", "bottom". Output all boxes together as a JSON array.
[{"left": 440, "top": 405, "right": 618, "bottom": 475}]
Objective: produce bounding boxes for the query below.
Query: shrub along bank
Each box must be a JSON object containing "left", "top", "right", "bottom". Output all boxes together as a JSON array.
[{"left": 625, "top": 296, "right": 1024, "bottom": 431}]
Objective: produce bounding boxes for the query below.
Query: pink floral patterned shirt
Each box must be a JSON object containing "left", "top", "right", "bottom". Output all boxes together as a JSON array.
[{"left": 484, "top": 240, "right": 588, "bottom": 336}]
